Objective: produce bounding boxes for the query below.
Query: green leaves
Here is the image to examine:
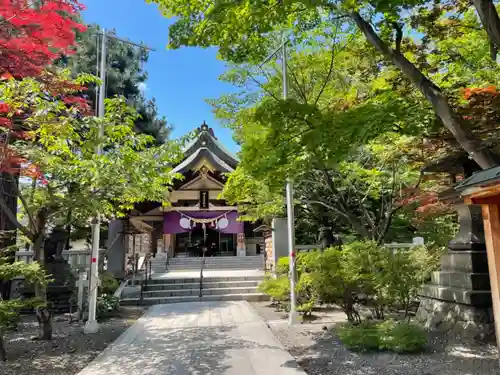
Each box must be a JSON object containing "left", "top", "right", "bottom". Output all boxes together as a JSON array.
[
  {"left": 0, "top": 72, "right": 183, "bottom": 232},
  {"left": 0, "top": 258, "right": 49, "bottom": 328}
]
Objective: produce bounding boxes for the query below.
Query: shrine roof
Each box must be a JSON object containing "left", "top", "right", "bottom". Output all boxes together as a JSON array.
[
  {"left": 172, "top": 147, "right": 235, "bottom": 174},
  {"left": 181, "top": 122, "right": 238, "bottom": 167},
  {"left": 455, "top": 166, "right": 500, "bottom": 192}
]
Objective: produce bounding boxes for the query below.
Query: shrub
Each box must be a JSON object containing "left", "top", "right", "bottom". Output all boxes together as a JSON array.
[
  {"left": 337, "top": 321, "right": 381, "bottom": 351},
  {"left": 97, "top": 294, "right": 120, "bottom": 320},
  {"left": 99, "top": 271, "right": 119, "bottom": 296},
  {"left": 310, "top": 247, "right": 361, "bottom": 323},
  {"left": 259, "top": 251, "right": 320, "bottom": 315},
  {"left": 379, "top": 320, "right": 428, "bottom": 353},
  {"left": 275, "top": 257, "right": 290, "bottom": 276},
  {"left": 296, "top": 272, "right": 317, "bottom": 316},
  {"left": 340, "top": 241, "right": 440, "bottom": 319},
  {"left": 262, "top": 241, "right": 438, "bottom": 323},
  {"left": 337, "top": 320, "right": 427, "bottom": 353},
  {"left": 258, "top": 276, "right": 290, "bottom": 304},
  {"left": 341, "top": 241, "right": 391, "bottom": 320}
]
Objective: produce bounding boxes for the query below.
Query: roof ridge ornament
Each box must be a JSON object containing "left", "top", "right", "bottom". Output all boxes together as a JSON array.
[{"left": 200, "top": 121, "right": 209, "bottom": 132}]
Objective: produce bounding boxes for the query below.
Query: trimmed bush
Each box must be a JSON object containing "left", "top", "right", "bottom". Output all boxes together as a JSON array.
[
  {"left": 99, "top": 271, "right": 119, "bottom": 296},
  {"left": 337, "top": 320, "right": 427, "bottom": 353}
]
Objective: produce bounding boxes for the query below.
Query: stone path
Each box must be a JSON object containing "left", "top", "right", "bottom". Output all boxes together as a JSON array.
[{"left": 76, "top": 301, "right": 307, "bottom": 375}]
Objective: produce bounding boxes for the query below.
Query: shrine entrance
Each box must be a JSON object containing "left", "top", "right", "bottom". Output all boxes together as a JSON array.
[
  {"left": 166, "top": 211, "right": 241, "bottom": 257},
  {"left": 174, "top": 228, "right": 236, "bottom": 257}
]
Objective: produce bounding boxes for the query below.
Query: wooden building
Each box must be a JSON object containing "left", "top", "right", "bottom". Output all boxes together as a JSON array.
[{"left": 113, "top": 122, "right": 263, "bottom": 267}]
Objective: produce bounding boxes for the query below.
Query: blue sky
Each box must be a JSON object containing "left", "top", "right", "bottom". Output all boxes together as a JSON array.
[{"left": 82, "top": 0, "right": 238, "bottom": 152}]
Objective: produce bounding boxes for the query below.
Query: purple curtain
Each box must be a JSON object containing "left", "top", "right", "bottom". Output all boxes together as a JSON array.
[{"left": 163, "top": 211, "right": 244, "bottom": 234}]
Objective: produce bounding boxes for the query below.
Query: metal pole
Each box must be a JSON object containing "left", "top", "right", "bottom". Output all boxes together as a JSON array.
[
  {"left": 282, "top": 38, "right": 299, "bottom": 325},
  {"left": 84, "top": 28, "right": 106, "bottom": 334}
]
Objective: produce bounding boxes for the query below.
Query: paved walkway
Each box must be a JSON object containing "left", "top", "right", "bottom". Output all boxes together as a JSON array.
[{"left": 77, "top": 301, "right": 307, "bottom": 375}]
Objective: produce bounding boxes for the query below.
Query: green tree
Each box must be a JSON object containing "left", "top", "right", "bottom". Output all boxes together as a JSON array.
[
  {"left": 0, "top": 71, "right": 183, "bottom": 339},
  {"left": 149, "top": 0, "right": 500, "bottom": 169},
  {"left": 213, "top": 34, "right": 430, "bottom": 242}
]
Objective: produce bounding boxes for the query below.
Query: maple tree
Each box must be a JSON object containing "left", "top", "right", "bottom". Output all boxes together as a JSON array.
[
  {"left": 0, "top": 70, "right": 183, "bottom": 340},
  {"left": 0, "top": 0, "right": 87, "bottom": 303},
  {"left": 0, "top": 0, "right": 86, "bottom": 78}
]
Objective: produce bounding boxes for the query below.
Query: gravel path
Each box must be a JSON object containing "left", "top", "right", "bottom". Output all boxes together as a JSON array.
[
  {"left": 0, "top": 307, "right": 144, "bottom": 375},
  {"left": 251, "top": 302, "right": 500, "bottom": 375}
]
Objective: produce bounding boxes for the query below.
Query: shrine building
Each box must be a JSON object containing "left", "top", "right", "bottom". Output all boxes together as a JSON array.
[{"left": 107, "top": 122, "right": 263, "bottom": 275}]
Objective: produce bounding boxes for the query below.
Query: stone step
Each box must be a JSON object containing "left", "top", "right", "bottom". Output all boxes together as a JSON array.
[
  {"left": 168, "top": 262, "right": 263, "bottom": 267},
  {"left": 168, "top": 265, "right": 263, "bottom": 271},
  {"left": 145, "top": 280, "right": 260, "bottom": 291},
  {"left": 141, "top": 286, "right": 259, "bottom": 298},
  {"left": 170, "top": 255, "right": 263, "bottom": 260},
  {"left": 130, "top": 275, "right": 263, "bottom": 285},
  {"left": 419, "top": 284, "right": 492, "bottom": 307},
  {"left": 169, "top": 259, "right": 263, "bottom": 263},
  {"left": 121, "top": 293, "right": 269, "bottom": 306},
  {"left": 431, "top": 271, "right": 491, "bottom": 290}
]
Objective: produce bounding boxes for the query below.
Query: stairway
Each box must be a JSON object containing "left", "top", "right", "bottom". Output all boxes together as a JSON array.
[
  {"left": 149, "top": 255, "right": 168, "bottom": 273},
  {"left": 167, "top": 255, "right": 264, "bottom": 271},
  {"left": 121, "top": 274, "right": 268, "bottom": 306}
]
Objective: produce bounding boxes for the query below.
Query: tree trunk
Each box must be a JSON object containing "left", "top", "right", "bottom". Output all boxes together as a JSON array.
[
  {"left": 0, "top": 328, "right": 6, "bottom": 361},
  {"left": 0, "top": 170, "right": 19, "bottom": 300},
  {"left": 32, "top": 209, "right": 52, "bottom": 341},
  {"left": 472, "top": 0, "right": 500, "bottom": 52},
  {"left": 349, "top": 11, "right": 498, "bottom": 170}
]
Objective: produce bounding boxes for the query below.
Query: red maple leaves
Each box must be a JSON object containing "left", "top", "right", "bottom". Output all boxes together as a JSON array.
[
  {"left": 0, "top": 0, "right": 86, "bottom": 78},
  {"left": 0, "top": 0, "right": 87, "bottom": 181}
]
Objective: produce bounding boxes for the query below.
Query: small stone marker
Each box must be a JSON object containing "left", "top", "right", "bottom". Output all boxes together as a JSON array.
[{"left": 76, "top": 271, "right": 89, "bottom": 320}]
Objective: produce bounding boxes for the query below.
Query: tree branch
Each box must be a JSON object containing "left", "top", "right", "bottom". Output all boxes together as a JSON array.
[
  {"left": 314, "top": 41, "right": 337, "bottom": 106},
  {"left": 247, "top": 72, "right": 280, "bottom": 101},
  {"left": 286, "top": 61, "right": 309, "bottom": 104},
  {"left": 0, "top": 192, "right": 33, "bottom": 239},
  {"left": 303, "top": 199, "right": 371, "bottom": 238},
  {"left": 349, "top": 10, "right": 498, "bottom": 169},
  {"left": 472, "top": 0, "right": 500, "bottom": 52},
  {"left": 392, "top": 22, "right": 403, "bottom": 53}
]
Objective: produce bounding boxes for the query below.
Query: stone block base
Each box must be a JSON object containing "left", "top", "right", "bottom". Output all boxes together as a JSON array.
[{"left": 416, "top": 297, "right": 494, "bottom": 342}]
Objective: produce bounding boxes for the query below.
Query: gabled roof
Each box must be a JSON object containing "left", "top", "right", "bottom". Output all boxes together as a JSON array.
[
  {"left": 182, "top": 122, "right": 238, "bottom": 169},
  {"left": 172, "top": 147, "right": 235, "bottom": 174}
]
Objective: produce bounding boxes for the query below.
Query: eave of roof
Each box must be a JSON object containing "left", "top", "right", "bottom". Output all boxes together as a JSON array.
[
  {"left": 455, "top": 166, "right": 500, "bottom": 191},
  {"left": 172, "top": 147, "right": 235, "bottom": 174},
  {"left": 184, "top": 129, "right": 239, "bottom": 164}
]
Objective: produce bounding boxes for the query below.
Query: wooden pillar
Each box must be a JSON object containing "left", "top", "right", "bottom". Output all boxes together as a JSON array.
[{"left": 481, "top": 203, "right": 500, "bottom": 351}]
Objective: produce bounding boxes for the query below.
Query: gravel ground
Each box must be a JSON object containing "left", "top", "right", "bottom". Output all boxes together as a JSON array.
[
  {"left": 250, "top": 302, "right": 500, "bottom": 375},
  {"left": 0, "top": 307, "right": 144, "bottom": 375}
]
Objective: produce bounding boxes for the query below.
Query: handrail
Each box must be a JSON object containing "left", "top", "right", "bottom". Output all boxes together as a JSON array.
[
  {"left": 140, "top": 253, "right": 152, "bottom": 303},
  {"left": 199, "top": 251, "right": 206, "bottom": 298}
]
